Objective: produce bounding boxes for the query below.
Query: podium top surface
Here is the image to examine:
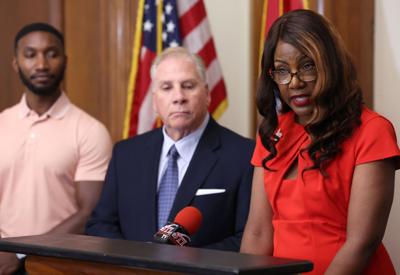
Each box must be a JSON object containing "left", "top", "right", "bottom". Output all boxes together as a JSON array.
[{"left": 0, "top": 234, "right": 312, "bottom": 274}]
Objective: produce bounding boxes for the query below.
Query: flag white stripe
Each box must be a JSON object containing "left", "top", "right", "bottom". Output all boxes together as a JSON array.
[
  {"left": 206, "top": 59, "right": 222, "bottom": 91},
  {"left": 177, "top": 0, "right": 199, "bottom": 17},
  {"left": 138, "top": 88, "right": 157, "bottom": 134},
  {"left": 182, "top": 18, "right": 211, "bottom": 53}
]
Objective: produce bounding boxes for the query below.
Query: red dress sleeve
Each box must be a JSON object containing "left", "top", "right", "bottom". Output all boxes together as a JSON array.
[
  {"left": 251, "top": 135, "right": 267, "bottom": 167},
  {"left": 354, "top": 114, "right": 400, "bottom": 168}
]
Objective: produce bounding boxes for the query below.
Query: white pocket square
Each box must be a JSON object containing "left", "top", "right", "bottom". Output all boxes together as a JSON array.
[{"left": 195, "top": 189, "right": 226, "bottom": 196}]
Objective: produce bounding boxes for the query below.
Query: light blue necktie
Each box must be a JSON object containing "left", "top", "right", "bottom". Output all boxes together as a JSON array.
[{"left": 158, "top": 145, "right": 179, "bottom": 228}]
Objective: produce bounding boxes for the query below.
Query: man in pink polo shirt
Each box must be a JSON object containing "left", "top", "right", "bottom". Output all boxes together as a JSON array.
[{"left": 0, "top": 23, "right": 112, "bottom": 274}]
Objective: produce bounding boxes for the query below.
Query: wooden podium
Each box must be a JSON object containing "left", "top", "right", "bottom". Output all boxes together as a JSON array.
[{"left": 0, "top": 234, "right": 313, "bottom": 274}]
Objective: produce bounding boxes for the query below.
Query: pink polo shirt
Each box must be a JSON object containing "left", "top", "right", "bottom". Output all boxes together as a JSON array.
[{"left": 0, "top": 93, "right": 112, "bottom": 237}]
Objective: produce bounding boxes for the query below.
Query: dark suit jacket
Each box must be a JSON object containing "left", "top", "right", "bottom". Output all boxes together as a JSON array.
[{"left": 86, "top": 118, "right": 254, "bottom": 251}]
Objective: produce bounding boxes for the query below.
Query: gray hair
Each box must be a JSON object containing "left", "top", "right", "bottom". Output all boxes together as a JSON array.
[{"left": 150, "top": 47, "right": 207, "bottom": 84}]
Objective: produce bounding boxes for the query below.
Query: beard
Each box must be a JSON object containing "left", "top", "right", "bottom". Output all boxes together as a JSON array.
[{"left": 18, "top": 65, "right": 66, "bottom": 96}]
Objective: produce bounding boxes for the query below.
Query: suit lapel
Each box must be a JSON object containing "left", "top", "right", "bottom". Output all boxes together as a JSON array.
[
  {"left": 169, "top": 118, "right": 221, "bottom": 219},
  {"left": 141, "top": 130, "right": 163, "bottom": 231}
]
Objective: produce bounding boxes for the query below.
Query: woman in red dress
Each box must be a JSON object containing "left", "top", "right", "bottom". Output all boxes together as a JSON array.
[{"left": 240, "top": 9, "right": 400, "bottom": 274}]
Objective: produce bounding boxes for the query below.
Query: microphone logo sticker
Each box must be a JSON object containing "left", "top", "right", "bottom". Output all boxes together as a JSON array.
[
  {"left": 171, "top": 232, "right": 191, "bottom": 246},
  {"left": 160, "top": 224, "right": 179, "bottom": 235},
  {"left": 157, "top": 224, "right": 179, "bottom": 240}
]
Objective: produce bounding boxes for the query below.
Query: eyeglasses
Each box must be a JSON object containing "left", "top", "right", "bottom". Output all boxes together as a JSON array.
[{"left": 271, "top": 64, "right": 317, "bottom": 85}]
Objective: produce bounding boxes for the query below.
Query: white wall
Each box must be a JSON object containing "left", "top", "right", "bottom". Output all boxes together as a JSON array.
[
  {"left": 203, "top": 0, "right": 252, "bottom": 138},
  {"left": 375, "top": 0, "right": 400, "bottom": 272}
]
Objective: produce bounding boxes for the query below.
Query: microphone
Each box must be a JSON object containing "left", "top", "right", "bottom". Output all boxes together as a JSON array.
[{"left": 153, "top": 206, "right": 202, "bottom": 246}]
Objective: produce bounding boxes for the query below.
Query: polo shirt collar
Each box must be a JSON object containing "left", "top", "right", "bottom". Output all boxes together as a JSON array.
[{"left": 18, "top": 92, "right": 71, "bottom": 120}]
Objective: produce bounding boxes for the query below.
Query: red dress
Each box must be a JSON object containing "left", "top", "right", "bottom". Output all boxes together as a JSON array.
[{"left": 251, "top": 108, "right": 400, "bottom": 275}]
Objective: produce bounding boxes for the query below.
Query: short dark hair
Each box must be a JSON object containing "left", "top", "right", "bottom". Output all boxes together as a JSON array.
[{"left": 14, "top": 22, "right": 64, "bottom": 51}]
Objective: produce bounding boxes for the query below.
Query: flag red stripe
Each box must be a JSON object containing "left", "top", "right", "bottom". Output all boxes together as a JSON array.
[
  {"left": 265, "top": 1, "right": 280, "bottom": 38},
  {"left": 129, "top": 50, "right": 156, "bottom": 136},
  {"left": 197, "top": 38, "right": 216, "bottom": 67},
  {"left": 179, "top": 0, "right": 206, "bottom": 38},
  {"left": 209, "top": 79, "right": 227, "bottom": 112},
  {"left": 284, "top": 0, "right": 304, "bottom": 11}
]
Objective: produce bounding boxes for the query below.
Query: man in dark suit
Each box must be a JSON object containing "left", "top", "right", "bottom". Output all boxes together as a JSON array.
[{"left": 86, "top": 47, "right": 254, "bottom": 251}]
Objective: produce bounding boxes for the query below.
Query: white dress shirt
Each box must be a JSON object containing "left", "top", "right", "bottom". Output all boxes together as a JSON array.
[{"left": 157, "top": 114, "right": 210, "bottom": 189}]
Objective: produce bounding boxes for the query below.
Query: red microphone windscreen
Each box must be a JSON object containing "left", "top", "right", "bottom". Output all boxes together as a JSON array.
[{"left": 174, "top": 206, "right": 202, "bottom": 235}]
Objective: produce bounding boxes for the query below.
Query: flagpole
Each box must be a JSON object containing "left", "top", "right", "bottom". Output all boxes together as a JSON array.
[
  {"left": 123, "top": 0, "right": 145, "bottom": 138},
  {"left": 278, "top": 0, "right": 284, "bottom": 15},
  {"left": 156, "top": 0, "right": 163, "bottom": 54},
  {"left": 303, "top": 0, "right": 310, "bottom": 9},
  {"left": 258, "top": 0, "right": 268, "bottom": 75}
]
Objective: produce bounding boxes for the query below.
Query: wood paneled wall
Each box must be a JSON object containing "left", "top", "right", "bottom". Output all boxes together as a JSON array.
[
  {"left": 1, "top": 0, "right": 374, "bottom": 142},
  {"left": 64, "top": 0, "right": 138, "bottom": 141},
  {"left": 0, "top": 0, "right": 137, "bottom": 142},
  {"left": 0, "top": 0, "right": 62, "bottom": 111},
  {"left": 322, "top": 0, "right": 375, "bottom": 107}
]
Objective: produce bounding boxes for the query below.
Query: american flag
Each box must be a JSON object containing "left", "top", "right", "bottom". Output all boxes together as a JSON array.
[{"left": 123, "top": 0, "right": 228, "bottom": 137}]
